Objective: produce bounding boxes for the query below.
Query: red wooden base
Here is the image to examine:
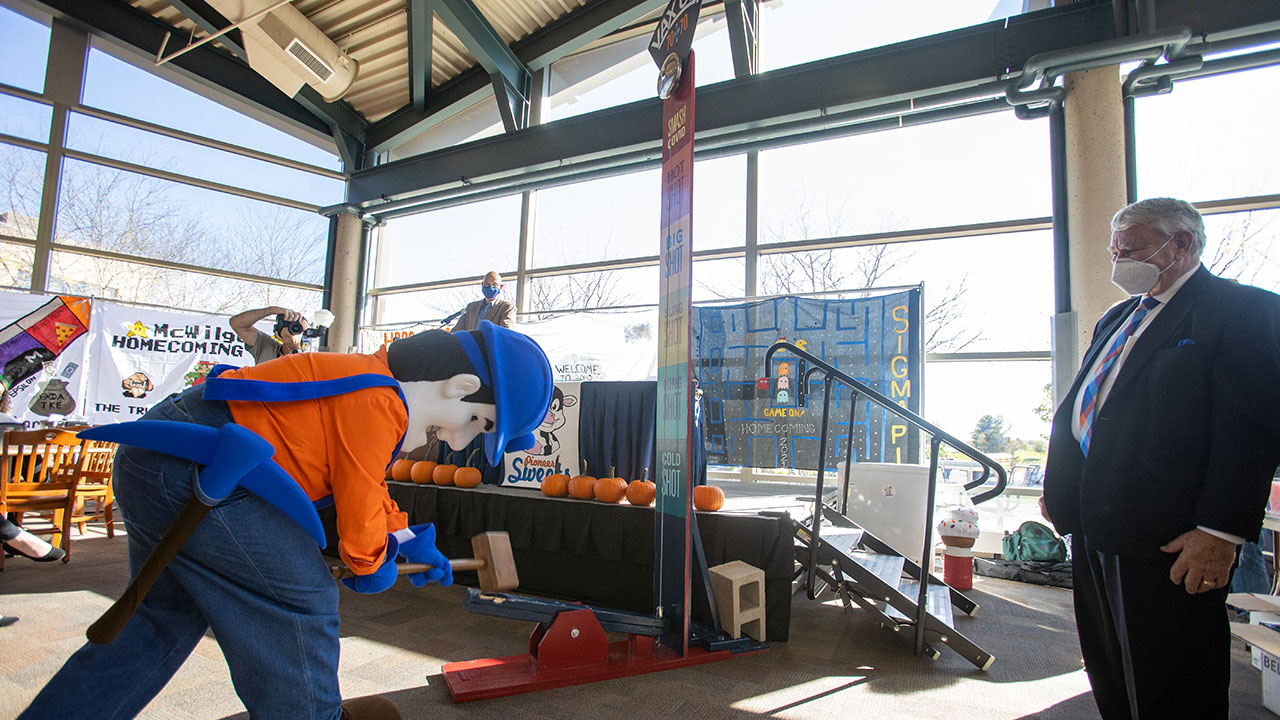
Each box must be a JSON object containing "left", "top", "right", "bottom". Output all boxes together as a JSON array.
[{"left": 443, "top": 608, "right": 764, "bottom": 702}]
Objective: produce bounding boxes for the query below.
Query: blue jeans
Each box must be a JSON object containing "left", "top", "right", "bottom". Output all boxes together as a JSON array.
[
  {"left": 21, "top": 389, "right": 342, "bottom": 720},
  {"left": 1232, "top": 531, "right": 1272, "bottom": 595}
]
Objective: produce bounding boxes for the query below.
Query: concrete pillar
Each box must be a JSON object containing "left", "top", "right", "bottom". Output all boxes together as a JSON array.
[
  {"left": 1063, "top": 66, "right": 1129, "bottom": 364},
  {"left": 328, "top": 211, "right": 364, "bottom": 352}
]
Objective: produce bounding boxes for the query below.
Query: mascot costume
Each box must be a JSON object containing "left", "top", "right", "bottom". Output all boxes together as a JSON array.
[{"left": 20, "top": 321, "right": 552, "bottom": 720}]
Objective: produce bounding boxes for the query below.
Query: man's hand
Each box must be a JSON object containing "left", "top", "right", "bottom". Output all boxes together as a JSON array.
[
  {"left": 1038, "top": 496, "right": 1052, "bottom": 524},
  {"left": 1161, "top": 528, "right": 1237, "bottom": 594}
]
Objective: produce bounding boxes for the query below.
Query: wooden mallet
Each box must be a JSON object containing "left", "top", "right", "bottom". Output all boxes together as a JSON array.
[{"left": 330, "top": 531, "right": 518, "bottom": 592}]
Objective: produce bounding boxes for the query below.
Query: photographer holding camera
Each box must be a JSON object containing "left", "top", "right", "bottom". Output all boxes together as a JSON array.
[{"left": 230, "top": 305, "right": 312, "bottom": 364}]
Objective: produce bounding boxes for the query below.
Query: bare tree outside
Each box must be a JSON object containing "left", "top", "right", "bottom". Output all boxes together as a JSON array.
[
  {"left": 0, "top": 139, "right": 323, "bottom": 314},
  {"left": 1204, "top": 210, "right": 1280, "bottom": 291},
  {"left": 737, "top": 182, "right": 983, "bottom": 351}
]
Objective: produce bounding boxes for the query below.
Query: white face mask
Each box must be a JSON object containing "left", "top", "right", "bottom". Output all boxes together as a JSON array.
[{"left": 1111, "top": 234, "right": 1176, "bottom": 295}]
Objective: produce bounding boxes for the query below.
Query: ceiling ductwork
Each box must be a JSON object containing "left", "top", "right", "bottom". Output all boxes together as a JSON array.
[{"left": 205, "top": 0, "right": 358, "bottom": 102}]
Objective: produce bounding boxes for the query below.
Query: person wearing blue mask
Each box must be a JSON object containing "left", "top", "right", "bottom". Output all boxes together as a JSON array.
[
  {"left": 1042, "top": 197, "right": 1280, "bottom": 720},
  {"left": 453, "top": 271, "right": 514, "bottom": 331}
]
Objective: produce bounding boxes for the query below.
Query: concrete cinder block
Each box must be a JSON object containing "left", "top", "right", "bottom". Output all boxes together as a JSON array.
[{"left": 709, "top": 560, "right": 765, "bottom": 642}]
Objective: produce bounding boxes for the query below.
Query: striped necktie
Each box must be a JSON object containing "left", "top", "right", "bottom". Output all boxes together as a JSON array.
[{"left": 1077, "top": 296, "right": 1161, "bottom": 457}]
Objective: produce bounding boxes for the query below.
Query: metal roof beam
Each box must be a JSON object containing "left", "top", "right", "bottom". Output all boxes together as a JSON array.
[
  {"left": 724, "top": 0, "right": 758, "bottom": 78},
  {"left": 432, "top": 0, "right": 532, "bottom": 132},
  {"left": 407, "top": 0, "right": 432, "bottom": 111},
  {"left": 166, "top": 0, "right": 248, "bottom": 62},
  {"left": 367, "top": 0, "right": 665, "bottom": 151}
]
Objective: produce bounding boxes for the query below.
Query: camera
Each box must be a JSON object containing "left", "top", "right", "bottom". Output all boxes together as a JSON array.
[{"left": 274, "top": 315, "right": 306, "bottom": 337}]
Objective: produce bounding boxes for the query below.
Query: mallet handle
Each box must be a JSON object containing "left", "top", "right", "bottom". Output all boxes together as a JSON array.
[
  {"left": 88, "top": 496, "right": 211, "bottom": 645},
  {"left": 329, "top": 557, "right": 487, "bottom": 581}
]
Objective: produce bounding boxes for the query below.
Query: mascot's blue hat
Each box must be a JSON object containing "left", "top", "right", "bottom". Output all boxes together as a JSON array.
[{"left": 452, "top": 321, "right": 553, "bottom": 465}]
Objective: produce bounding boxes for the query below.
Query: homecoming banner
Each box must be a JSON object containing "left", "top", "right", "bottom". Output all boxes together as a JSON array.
[
  {"left": 692, "top": 289, "right": 923, "bottom": 471},
  {"left": 0, "top": 292, "right": 91, "bottom": 422},
  {"left": 502, "top": 381, "right": 581, "bottom": 487},
  {"left": 87, "top": 301, "right": 248, "bottom": 423}
]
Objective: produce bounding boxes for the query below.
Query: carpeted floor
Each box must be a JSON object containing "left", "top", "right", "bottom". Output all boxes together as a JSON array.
[{"left": 0, "top": 525, "right": 1269, "bottom": 720}]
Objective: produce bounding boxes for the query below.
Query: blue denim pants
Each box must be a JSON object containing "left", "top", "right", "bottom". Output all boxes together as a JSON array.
[{"left": 21, "top": 387, "right": 342, "bottom": 720}]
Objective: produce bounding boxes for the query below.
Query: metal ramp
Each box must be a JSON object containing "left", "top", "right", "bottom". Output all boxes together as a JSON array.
[{"left": 763, "top": 341, "right": 1008, "bottom": 671}]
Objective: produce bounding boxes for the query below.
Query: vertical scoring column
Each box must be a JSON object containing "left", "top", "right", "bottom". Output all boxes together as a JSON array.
[{"left": 654, "top": 49, "right": 696, "bottom": 655}]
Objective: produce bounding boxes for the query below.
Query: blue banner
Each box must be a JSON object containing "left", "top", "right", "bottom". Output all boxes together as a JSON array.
[{"left": 692, "top": 290, "right": 923, "bottom": 471}]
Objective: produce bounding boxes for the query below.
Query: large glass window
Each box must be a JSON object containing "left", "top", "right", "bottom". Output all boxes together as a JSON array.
[
  {"left": 1136, "top": 66, "right": 1280, "bottom": 202},
  {"left": 0, "top": 7, "right": 50, "bottom": 92},
  {"left": 0, "top": 95, "right": 52, "bottom": 144},
  {"left": 692, "top": 257, "right": 744, "bottom": 302},
  {"left": 55, "top": 158, "right": 328, "bottom": 284},
  {"left": 376, "top": 195, "right": 522, "bottom": 287},
  {"left": 759, "top": 1, "right": 1023, "bottom": 73},
  {"left": 0, "top": 146, "right": 46, "bottom": 237},
  {"left": 532, "top": 170, "right": 658, "bottom": 267},
  {"left": 373, "top": 284, "right": 519, "bottom": 327},
  {"left": 547, "top": 13, "right": 735, "bottom": 122},
  {"left": 526, "top": 265, "right": 658, "bottom": 314},
  {"left": 50, "top": 251, "right": 320, "bottom": 314},
  {"left": 0, "top": 238, "right": 34, "bottom": 290},
  {"left": 387, "top": 97, "right": 503, "bottom": 160},
  {"left": 763, "top": 230, "right": 1053, "bottom": 353},
  {"left": 1202, "top": 208, "right": 1280, "bottom": 294},
  {"left": 82, "top": 48, "right": 340, "bottom": 171},
  {"left": 925, "top": 359, "right": 1053, "bottom": 467},
  {"left": 760, "top": 110, "right": 1050, "bottom": 242},
  {"left": 66, "top": 113, "right": 344, "bottom": 207}
]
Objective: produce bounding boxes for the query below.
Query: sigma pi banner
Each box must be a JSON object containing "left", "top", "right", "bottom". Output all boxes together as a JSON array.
[
  {"left": 87, "top": 301, "right": 248, "bottom": 423},
  {"left": 502, "top": 381, "right": 581, "bottom": 488},
  {"left": 0, "top": 292, "right": 91, "bottom": 423}
]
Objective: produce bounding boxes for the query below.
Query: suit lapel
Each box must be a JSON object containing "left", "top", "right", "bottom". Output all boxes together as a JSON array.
[
  {"left": 1105, "top": 266, "right": 1212, "bottom": 401},
  {"left": 1063, "top": 298, "right": 1140, "bottom": 403}
]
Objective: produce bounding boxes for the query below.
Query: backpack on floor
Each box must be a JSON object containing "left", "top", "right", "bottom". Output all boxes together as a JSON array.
[{"left": 1002, "top": 520, "right": 1068, "bottom": 563}]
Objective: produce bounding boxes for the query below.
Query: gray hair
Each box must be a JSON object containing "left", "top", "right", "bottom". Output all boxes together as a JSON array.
[{"left": 1111, "top": 197, "right": 1206, "bottom": 258}]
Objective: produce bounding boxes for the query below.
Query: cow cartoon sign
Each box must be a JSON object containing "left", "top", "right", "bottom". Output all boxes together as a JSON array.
[{"left": 503, "top": 381, "right": 581, "bottom": 488}]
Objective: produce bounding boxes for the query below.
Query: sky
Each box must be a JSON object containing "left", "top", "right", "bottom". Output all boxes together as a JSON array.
[{"left": 2, "top": 1, "right": 1279, "bottom": 446}]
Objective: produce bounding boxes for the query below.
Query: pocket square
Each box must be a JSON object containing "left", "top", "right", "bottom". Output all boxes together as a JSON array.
[{"left": 1177, "top": 338, "right": 1196, "bottom": 347}]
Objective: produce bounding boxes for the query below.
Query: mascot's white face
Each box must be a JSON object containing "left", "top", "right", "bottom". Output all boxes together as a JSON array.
[{"left": 398, "top": 374, "right": 497, "bottom": 453}]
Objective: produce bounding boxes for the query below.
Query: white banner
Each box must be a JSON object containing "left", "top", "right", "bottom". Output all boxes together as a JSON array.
[
  {"left": 87, "top": 301, "right": 248, "bottom": 424},
  {"left": 517, "top": 309, "right": 657, "bottom": 382},
  {"left": 0, "top": 292, "right": 92, "bottom": 424},
  {"left": 502, "top": 381, "right": 581, "bottom": 488}
]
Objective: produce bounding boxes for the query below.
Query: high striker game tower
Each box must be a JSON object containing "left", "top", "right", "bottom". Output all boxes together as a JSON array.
[{"left": 441, "top": 0, "right": 767, "bottom": 701}]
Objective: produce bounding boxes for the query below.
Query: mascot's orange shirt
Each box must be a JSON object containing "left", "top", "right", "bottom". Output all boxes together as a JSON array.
[{"left": 219, "top": 349, "right": 409, "bottom": 575}]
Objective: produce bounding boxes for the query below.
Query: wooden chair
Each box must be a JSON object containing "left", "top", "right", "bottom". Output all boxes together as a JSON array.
[
  {"left": 70, "top": 439, "right": 118, "bottom": 538},
  {"left": 1, "top": 428, "right": 85, "bottom": 567}
]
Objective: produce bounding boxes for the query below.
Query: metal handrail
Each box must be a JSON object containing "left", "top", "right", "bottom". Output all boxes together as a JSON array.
[{"left": 764, "top": 341, "right": 1008, "bottom": 656}]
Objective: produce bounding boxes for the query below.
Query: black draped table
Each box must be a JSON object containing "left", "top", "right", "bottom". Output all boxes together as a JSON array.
[{"left": 384, "top": 482, "right": 793, "bottom": 641}]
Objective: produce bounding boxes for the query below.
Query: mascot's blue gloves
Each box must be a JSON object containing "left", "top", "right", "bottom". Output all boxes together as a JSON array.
[
  {"left": 340, "top": 533, "right": 400, "bottom": 594},
  {"left": 395, "top": 523, "right": 453, "bottom": 588}
]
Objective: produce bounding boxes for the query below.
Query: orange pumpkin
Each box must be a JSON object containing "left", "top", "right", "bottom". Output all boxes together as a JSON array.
[
  {"left": 625, "top": 479, "right": 656, "bottom": 506},
  {"left": 455, "top": 449, "right": 484, "bottom": 488},
  {"left": 390, "top": 459, "right": 415, "bottom": 482},
  {"left": 541, "top": 473, "right": 570, "bottom": 497},
  {"left": 693, "top": 485, "right": 725, "bottom": 512},
  {"left": 410, "top": 460, "right": 437, "bottom": 484},
  {"left": 594, "top": 467, "right": 627, "bottom": 504},
  {"left": 432, "top": 463, "right": 458, "bottom": 486}
]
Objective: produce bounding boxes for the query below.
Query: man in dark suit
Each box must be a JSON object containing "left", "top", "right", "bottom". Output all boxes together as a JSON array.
[
  {"left": 1044, "top": 197, "right": 1280, "bottom": 719},
  {"left": 453, "top": 271, "right": 515, "bottom": 331}
]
